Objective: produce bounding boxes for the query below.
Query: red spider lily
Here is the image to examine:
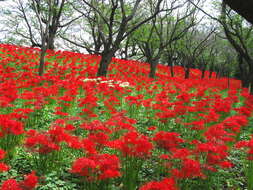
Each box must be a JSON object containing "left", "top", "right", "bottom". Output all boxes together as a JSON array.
[
  {"left": 155, "top": 110, "right": 177, "bottom": 123},
  {"left": 184, "top": 120, "right": 205, "bottom": 130},
  {"left": 139, "top": 178, "right": 178, "bottom": 190},
  {"left": 81, "top": 138, "right": 97, "bottom": 155},
  {"left": 204, "top": 109, "right": 220, "bottom": 123},
  {"left": 64, "top": 135, "right": 83, "bottom": 150},
  {"left": 70, "top": 154, "right": 120, "bottom": 181},
  {"left": 234, "top": 106, "right": 252, "bottom": 117},
  {"left": 125, "top": 94, "right": 144, "bottom": 106},
  {"left": 116, "top": 131, "right": 153, "bottom": 158},
  {"left": 19, "top": 171, "right": 38, "bottom": 190},
  {"left": 223, "top": 115, "right": 248, "bottom": 133},
  {"left": 213, "top": 97, "right": 233, "bottom": 113},
  {"left": 153, "top": 131, "right": 184, "bottom": 151},
  {"left": 0, "top": 179, "right": 22, "bottom": 190},
  {"left": 24, "top": 129, "right": 60, "bottom": 154},
  {"left": 88, "top": 132, "right": 109, "bottom": 148},
  {"left": 172, "top": 158, "right": 204, "bottom": 179},
  {"left": 204, "top": 124, "right": 235, "bottom": 143},
  {"left": 0, "top": 43, "right": 252, "bottom": 189},
  {"left": 0, "top": 149, "right": 6, "bottom": 160},
  {"left": 172, "top": 148, "right": 191, "bottom": 160},
  {"left": 0, "top": 171, "right": 38, "bottom": 190},
  {"left": 105, "top": 111, "right": 136, "bottom": 132},
  {"left": 0, "top": 149, "right": 9, "bottom": 172},
  {"left": 81, "top": 120, "right": 111, "bottom": 133},
  {"left": 0, "top": 114, "right": 24, "bottom": 136},
  {"left": 236, "top": 136, "right": 253, "bottom": 160},
  {"left": 0, "top": 163, "right": 9, "bottom": 172}
]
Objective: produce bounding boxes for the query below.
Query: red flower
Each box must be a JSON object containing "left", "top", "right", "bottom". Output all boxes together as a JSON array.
[
  {"left": 70, "top": 157, "right": 97, "bottom": 178},
  {"left": 70, "top": 154, "right": 120, "bottom": 181},
  {"left": 172, "top": 148, "right": 190, "bottom": 160},
  {"left": 172, "top": 158, "right": 204, "bottom": 179},
  {"left": 20, "top": 171, "right": 38, "bottom": 190},
  {"left": 24, "top": 129, "right": 60, "bottom": 154},
  {"left": 81, "top": 138, "right": 97, "bottom": 154},
  {"left": 0, "top": 179, "right": 22, "bottom": 190},
  {"left": 153, "top": 131, "right": 184, "bottom": 151},
  {"left": 139, "top": 178, "right": 177, "bottom": 190},
  {"left": 0, "top": 149, "right": 6, "bottom": 160},
  {"left": 118, "top": 131, "right": 153, "bottom": 158},
  {"left": 0, "top": 115, "right": 24, "bottom": 136},
  {"left": 219, "top": 161, "right": 233, "bottom": 168},
  {"left": 148, "top": 126, "right": 157, "bottom": 131},
  {"left": 0, "top": 163, "right": 9, "bottom": 172}
]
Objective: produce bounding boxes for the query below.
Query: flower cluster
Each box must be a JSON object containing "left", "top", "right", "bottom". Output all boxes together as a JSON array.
[
  {"left": 70, "top": 154, "right": 121, "bottom": 180},
  {"left": 1, "top": 171, "right": 38, "bottom": 190}
]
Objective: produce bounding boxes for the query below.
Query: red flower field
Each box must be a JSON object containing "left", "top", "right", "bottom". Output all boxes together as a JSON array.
[{"left": 0, "top": 44, "right": 252, "bottom": 190}]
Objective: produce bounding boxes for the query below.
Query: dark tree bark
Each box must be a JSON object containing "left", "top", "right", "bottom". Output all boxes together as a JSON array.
[
  {"left": 238, "top": 54, "right": 250, "bottom": 88},
  {"left": 224, "top": 0, "right": 253, "bottom": 25},
  {"left": 97, "top": 51, "right": 114, "bottom": 76},
  {"left": 170, "top": 64, "right": 174, "bottom": 77},
  {"left": 167, "top": 55, "right": 174, "bottom": 77},
  {"left": 249, "top": 63, "right": 253, "bottom": 94},
  {"left": 183, "top": 56, "right": 194, "bottom": 79},
  {"left": 201, "top": 65, "right": 206, "bottom": 79},
  {"left": 209, "top": 66, "right": 213, "bottom": 78},
  {"left": 227, "top": 71, "right": 230, "bottom": 88},
  {"left": 184, "top": 59, "right": 194, "bottom": 79},
  {"left": 38, "top": 46, "right": 47, "bottom": 76},
  {"left": 148, "top": 59, "right": 158, "bottom": 78},
  {"left": 185, "top": 67, "right": 190, "bottom": 79}
]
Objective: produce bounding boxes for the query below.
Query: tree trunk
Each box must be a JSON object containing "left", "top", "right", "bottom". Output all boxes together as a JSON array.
[
  {"left": 201, "top": 63, "right": 207, "bottom": 79},
  {"left": 47, "top": 35, "right": 55, "bottom": 50},
  {"left": 97, "top": 51, "right": 114, "bottom": 77},
  {"left": 167, "top": 56, "right": 174, "bottom": 77},
  {"left": 38, "top": 47, "right": 47, "bottom": 76},
  {"left": 149, "top": 60, "right": 158, "bottom": 78},
  {"left": 227, "top": 72, "right": 230, "bottom": 88},
  {"left": 216, "top": 69, "right": 219, "bottom": 79},
  {"left": 185, "top": 66, "right": 190, "bottom": 79},
  {"left": 238, "top": 55, "right": 250, "bottom": 88},
  {"left": 209, "top": 62, "right": 214, "bottom": 78},
  {"left": 249, "top": 63, "right": 253, "bottom": 95},
  {"left": 184, "top": 59, "right": 192, "bottom": 79},
  {"left": 250, "top": 75, "right": 253, "bottom": 95},
  {"left": 47, "top": 26, "right": 57, "bottom": 50},
  {"left": 38, "top": 31, "right": 48, "bottom": 76},
  {"left": 170, "top": 65, "right": 174, "bottom": 77},
  {"left": 184, "top": 57, "right": 194, "bottom": 79},
  {"left": 201, "top": 69, "right": 205, "bottom": 79}
]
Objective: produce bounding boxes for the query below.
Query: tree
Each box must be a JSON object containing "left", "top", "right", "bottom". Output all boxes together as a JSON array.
[
  {"left": 2, "top": 0, "right": 79, "bottom": 50},
  {"left": 60, "top": 1, "right": 105, "bottom": 54},
  {"left": 220, "top": 0, "right": 253, "bottom": 93},
  {"left": 67, "top": 0, "right": 164, "bottom": 77},
  {"left": 189, "top": 0, "right": 253, "bottom": 94},
  {"left": 0, "top": 0, "right": 83, "bottom": 75},
  {"left": 133, "top": 0, "right": 197, "bottom": 78},
  {"left": 176, "top": 25, "right": 215, "bottom": 79}
]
